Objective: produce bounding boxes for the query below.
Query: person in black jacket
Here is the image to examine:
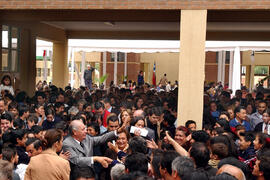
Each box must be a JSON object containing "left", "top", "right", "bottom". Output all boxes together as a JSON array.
[{"left": 84, "top": 64, "right": 95, "bottom": 91}]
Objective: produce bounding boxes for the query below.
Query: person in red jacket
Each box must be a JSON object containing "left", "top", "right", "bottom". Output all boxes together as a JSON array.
[{"left": 94, "top": 101, "right": 110, "bottom": 127}]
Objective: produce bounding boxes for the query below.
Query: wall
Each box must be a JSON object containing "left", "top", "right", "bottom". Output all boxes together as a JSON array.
[
  {"left": 140, "top": 52, "right": 179, "bottom": 84},
  {"left": 242, "top": 51, "right": 270, "bottom": 65},
  {"left": 140, "top": 52, "right": 229, "bottom": 85},
  {"left": 36, "top": 60, "right": 53, "bottom": 83},
  {"left": 74, "top": 51, "right": 101, "bottom": 63}
]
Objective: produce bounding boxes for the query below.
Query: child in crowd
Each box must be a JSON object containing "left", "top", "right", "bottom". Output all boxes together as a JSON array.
[{"left": 0, "top": 75, "right": 14, "bottom": 96}]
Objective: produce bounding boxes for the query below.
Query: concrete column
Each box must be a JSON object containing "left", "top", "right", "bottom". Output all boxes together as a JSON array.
[
  {"left": 114, "top": 52, "right": 118, "bottom": 85},
  {"left": 177, "top": 10, "right": 207, "bottom": 130},
  {"left": 250, "top": 65, "right": 255, "bottom": 90},
  {"left": 232, "top": 47, "right": 241, "bottom": 94},
  {"left": 249, "top": 52, "right": 255, "bottom": 91},
  {"left": 52, "top": 40, "right": 68, "bottom": 88},
  {"left": 80, "top": 51, "right": 86, "bottom": 86},
  {"left": 102, "top": 52, "right": 107, "bottom": 86},
  {"left": 124, "top": 53, "right": 127, "bottom": 81},
  {"left": 245, "top": 65, "right": 251, "bottom": 88},
  {"left": 217, "top": 51, "right": 226, "bottom": 85},
  {"left": 20, "top": 29, "right": 36, "bottom": 96},
  {"left": 229, "top": 51, "right": 234, "bottom": 89}
]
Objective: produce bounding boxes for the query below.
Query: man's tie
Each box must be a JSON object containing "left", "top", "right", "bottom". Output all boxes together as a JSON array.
[{"left": 80, "top": 142, "right": 84, "bottom": 149}]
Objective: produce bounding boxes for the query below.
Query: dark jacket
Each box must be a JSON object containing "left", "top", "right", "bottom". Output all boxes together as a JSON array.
[
  {"left": 16, "top": 146, "right": 30, "bottom": 165},
  {"left": 84, "top": 68, "right": 94, "bottom": 80}
]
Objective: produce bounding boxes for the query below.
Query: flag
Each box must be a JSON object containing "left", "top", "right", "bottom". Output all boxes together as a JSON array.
[{"left": 152, "top": 62, "right": 156, "bottom": 86}]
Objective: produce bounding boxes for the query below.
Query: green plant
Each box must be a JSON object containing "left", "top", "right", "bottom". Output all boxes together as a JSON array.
[{"left": 95, "top": 74, "right": 108, "bottom": 86}]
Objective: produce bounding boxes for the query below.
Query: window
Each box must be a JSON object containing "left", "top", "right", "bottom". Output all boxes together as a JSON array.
[
  {"left": 37, "top": 68, "right": 41, "bottom": 77},
  {"left": 241, "top": 66, "right": 246, "bottom": 75},
  {"left": 111, "top": 52, "right": 125, "bottom": 62},
  {"left": 254, "top": 66, "right": 269, "bottom": 75},
  {"left": 1, "top": 25, "right": 20, "bottom": 72}
]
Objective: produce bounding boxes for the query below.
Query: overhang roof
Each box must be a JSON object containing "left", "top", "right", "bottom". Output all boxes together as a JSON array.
[{"left": 3, "top": 10, "right": 270, "bottom": 41}]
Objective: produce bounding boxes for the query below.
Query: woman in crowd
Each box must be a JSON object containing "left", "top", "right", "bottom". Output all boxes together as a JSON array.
[
  {"left": 173, "top": 126, "right": 191, "bottom": 151},
  {"left": 120, "top": 109, "right": 132, "bottom": 127},
  {"left": 24, "top": 129, "right": 70, "bottom": 180}
]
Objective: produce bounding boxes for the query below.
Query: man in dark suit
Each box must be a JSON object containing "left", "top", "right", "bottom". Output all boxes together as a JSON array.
[
  {"left": 254, "top": 110, "right": 270, "bottom": 135},
  {"left": 63, "top": 120, "right": 126, "bottom": 169}
]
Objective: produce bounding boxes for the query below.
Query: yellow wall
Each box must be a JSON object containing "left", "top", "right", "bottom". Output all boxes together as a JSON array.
[
  {"left": 140, "top": 52, "right": 179, "bottom": 84},
  {"left": 242, "top": 51, "right": 270, "bottom": 65},
  {"left": 35, "top": 60, "right": 53, "bottom": 83},
  {"left": 74, "top": 52, "right": 101, "bottom": 63},
  {"left": 53, "top": 41, "right": 68, "bottom": 88}
]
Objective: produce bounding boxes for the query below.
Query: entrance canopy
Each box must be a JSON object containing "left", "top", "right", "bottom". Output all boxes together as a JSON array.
[
  {"left": 65, "top": 39, "right": 270, "bottom": 94},
  {"left": 68, "top": 39, "right": 270, "bottom": 53}
]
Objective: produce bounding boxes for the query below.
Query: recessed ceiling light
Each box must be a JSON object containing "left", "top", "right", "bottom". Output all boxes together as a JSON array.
[{"left": 104, "top": 22, "right": 115, "bottom": 26}]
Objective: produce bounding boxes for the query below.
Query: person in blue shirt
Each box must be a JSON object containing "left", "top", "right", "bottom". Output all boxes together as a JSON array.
[
  {"left": 137, "top": 71, "right": 144, "bottom": 86},
  {"left": 229, "top": 106, "right": 252, "bottom": 132},
  {"left": 210, "top": 101, "right": 220, "bottom": 122}
]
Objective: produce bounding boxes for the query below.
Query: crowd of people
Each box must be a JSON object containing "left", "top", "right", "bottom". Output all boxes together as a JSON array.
[{"left": 0, "top": 74, "right": 270, "bottom": 180}]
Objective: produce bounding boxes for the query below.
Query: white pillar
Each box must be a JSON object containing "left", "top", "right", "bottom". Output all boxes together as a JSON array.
[
  {"left": 81, "top": 51, "right": 86, "bottom": 86},
  {"left": 229, "top": 51, "right": 234, "bottom": 89},
  {"left": 124, "top": 53, "right": 127, "bottom": 81},
  {"left": 217, "top": 51, "right": 226, "bottom": 85},
  {"left": 114, "top": 52, "right": 118, "bottom": 85},
  {"left": 103, "top": 52, "right": 107, "bottom": 87},
  {"left": 249, "top": 52, "right": 255, "bottom": 91},
  {"left": 232, "top": 47, "right": 241, "bottom": 95},
  {"left": 43, "top": 50, "right": 47, "bottom": 81},
  {"left": 71, "top": 48, "right": 75, "bottom": 88}
]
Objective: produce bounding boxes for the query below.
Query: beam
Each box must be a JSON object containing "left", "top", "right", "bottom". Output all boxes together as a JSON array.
[
  {"left": 0, "top": 10, "right": 179, "bottom": 22},
  {"left": 1, "top": 21, "right": 66, "bottom": 42}
]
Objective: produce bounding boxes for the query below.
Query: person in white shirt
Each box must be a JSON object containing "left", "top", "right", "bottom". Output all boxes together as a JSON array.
[
  {"left": 0, "top": 75, "right": 14, "bottom": 96},
  {"left": 166, "top": 81, "right": 171, "bottom": 92}
]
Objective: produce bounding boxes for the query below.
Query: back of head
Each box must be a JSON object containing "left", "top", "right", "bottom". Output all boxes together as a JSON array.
[
  {"left": 2, "top": 144, "right": 17, "bottom": 162},
  {"left": 0, "top": 159, "right": 13, "bottom": 180},
  {"left": 160, "top": 150, "right": 179, "bottom": 175},
  {"left": 111, "top": 163, "right": 125, "bottom": 180},
  {"left": 211, "top": 143, "right": 229, "bottom": 160},
  {"left": 210, "top": 135, "right": 238, "bottom": 158},
  {"left": 42, "top": 129, "right": 62, "bottom": 149},
  {"left": 218, "top": 157, "right": 249, "bottom": 177},
  {"left": 190, "top": 169, "right": 209, "bottom": 180},
  {"left": 172, "top": 156, "right": 195, "bottom": 180},
  {"left": 128, "top": 136, "right": 148, "bottom": 154},
  {"left": 125, "top": 152, "right": 149, "bottom": 174},
  {"left": 217, "top": 164, "right": 246, "bottom": 180},
  {"left": 190, "top": 142, "right": 210, "bottom": 168},
  {"left": 192, "top": 130, "right": 210, "bottom": 143},
  {"left": 71, "top": 166, "right": 95, "bottom": 180},
  {"left": 151, "top": 149, "right": 164, "bottom": 178},
  {"left": 212, "top": 172, "right": 238, "bottom": 180}
]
